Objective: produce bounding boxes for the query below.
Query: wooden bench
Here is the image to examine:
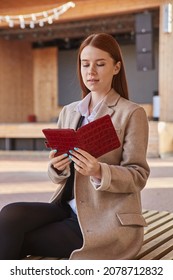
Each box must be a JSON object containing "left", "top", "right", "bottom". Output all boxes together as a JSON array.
[
  {"left": 23, "top": 210, "right": 173, "bottom": 260},
  {"left": 136, "top": 209, "right": 173, "bottom": 260},
  {"left": 0, "top": 123, "right": 55, "bottom": 150}
]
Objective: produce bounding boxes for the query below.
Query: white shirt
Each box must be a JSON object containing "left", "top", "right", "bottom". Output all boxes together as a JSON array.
[
  {"left": 68, "top": 93, "right": 103, "bottom": 214},
  {"left": 77, "top": 92, "right": 104, "bottom": 124}
]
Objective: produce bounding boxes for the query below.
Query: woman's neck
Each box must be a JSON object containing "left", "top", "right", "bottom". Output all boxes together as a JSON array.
[{"left": 89, "top": 88, "right": 112, "bottom": 113}]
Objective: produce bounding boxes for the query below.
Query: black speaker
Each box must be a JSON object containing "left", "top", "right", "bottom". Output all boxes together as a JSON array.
[
  {"left": 135, "top": 13, "right": 153, "bottom": 33},
  {"left": 136, "top": 53, "right": 154, "bottom": 71},
  {"left": 136, "top": 33, "right": 153, "bottom": 52},
  {"left": 135, "top": 12, "right": 154, "bottom": 71}
]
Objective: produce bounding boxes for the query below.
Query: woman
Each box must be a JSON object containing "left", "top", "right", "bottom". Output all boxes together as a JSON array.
[{"left": 0, "top": 33, "right": 150, "bottom": 260}]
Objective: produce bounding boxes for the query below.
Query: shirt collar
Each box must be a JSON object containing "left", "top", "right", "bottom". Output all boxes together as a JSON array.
[
  {"left": 77, "top": 92, "right": 91, "bottom": 117},
  {"left": 77, "top": 92, "right": 105, "bottom": 118}
]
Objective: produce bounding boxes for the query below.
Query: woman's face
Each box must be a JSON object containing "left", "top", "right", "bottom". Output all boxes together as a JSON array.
[{"left": 80, "top": 45, "right": 120, "bottom": 95}]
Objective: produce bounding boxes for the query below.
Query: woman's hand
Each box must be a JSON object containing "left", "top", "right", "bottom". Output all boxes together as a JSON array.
[
  {"left": 49, "top": 150, "right": 71, "bottom": 172},
  {"left": 69, "top": 148, "right": 101, "bottom": 179}
]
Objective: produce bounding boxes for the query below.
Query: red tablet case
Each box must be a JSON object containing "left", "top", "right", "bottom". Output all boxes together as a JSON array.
[{"left": 42, "top": 114, "right": 120, "bottom": 158}]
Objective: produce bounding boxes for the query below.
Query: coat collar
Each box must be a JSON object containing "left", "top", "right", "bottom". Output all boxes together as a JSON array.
[{"left": 95, "top": 89, "right": 120, "bottom": 119}]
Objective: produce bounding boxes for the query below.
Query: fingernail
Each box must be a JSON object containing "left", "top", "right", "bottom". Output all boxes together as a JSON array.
[
  {"left": 69, "top": 155, "right": 73, "bottom": 159},
  {"left": 69, "top": 150, "right": 73, "bottom": 154},
  {"left": 74, "top": 147, "right": 79, "bottom": 151},
  {"left": 63, "top": 153, "right": 68, "bottom": 157},
  {"left": 52, "top": 149, "right": 57, "bottom": 153}
]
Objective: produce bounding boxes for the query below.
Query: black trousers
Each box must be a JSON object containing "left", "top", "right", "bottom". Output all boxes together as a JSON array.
[{"left": 0, "top": 201, "right": 83, "bottom": 260}]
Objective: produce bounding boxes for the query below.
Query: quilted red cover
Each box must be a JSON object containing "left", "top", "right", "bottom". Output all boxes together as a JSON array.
[{"left": 42, "top": 114, "right": 120, "bottom": 158}]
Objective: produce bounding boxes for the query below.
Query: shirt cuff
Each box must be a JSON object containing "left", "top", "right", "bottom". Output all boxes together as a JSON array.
[{"left": 90, "top": 176, "right": 101, "bottom": 187}]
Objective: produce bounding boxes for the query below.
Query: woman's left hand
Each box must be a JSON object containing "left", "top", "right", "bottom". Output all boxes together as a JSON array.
[{"left": 69, "top": 148, "right": 101, "bottom": 179}]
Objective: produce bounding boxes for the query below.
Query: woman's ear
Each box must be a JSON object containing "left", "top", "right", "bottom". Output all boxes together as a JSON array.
[{"left": 114, "top": 61, "right": 121, "bottom": 75}]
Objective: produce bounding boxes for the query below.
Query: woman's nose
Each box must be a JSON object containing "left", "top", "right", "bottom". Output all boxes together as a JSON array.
[{"left": 88, "top": 64, "right": 96, "bottom": 74}]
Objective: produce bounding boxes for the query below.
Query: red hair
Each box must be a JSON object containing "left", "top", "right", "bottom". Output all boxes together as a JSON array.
[{"left": 77, "top": 33, "right": 129, "bottom": 100}]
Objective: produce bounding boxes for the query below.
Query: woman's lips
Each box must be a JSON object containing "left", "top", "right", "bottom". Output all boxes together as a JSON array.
[{"left": 87, "top": 79, "right": 99, "bottom": 83}]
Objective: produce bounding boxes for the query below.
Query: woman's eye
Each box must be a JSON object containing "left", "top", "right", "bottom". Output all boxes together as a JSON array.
[
  {"left": 97, "top": 63, "right": 105, "bottom": 67},
  {"left": 81, "top": 63, "right": 105, "bottom": 68}
]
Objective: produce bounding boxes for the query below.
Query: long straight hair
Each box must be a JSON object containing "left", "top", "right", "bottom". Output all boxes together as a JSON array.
[{"left": 77, "top": 33, "right": 129, "bottom": 100}]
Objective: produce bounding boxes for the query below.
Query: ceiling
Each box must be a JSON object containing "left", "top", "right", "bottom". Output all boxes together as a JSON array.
[
  {"left": 0, "top": 0, "right": 68, "bottom": 11},
  {"left": 0, "top": 2, "right": 159, "bottom": 49}
]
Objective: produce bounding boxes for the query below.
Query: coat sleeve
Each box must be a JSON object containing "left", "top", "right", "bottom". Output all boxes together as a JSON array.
[
  {"left": 48, "top": 163, "right": 70, "bottom": 184},
  {"left": 92, "top": 107, "right": 150, "bottom": 194}
]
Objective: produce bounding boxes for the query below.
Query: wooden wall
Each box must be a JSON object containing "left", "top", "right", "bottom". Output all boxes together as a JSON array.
[
  {"left": 159, "top": 0, "right": 173, "bottom": 122},
  {"left": 0, "top": 42, "right": 58, "bottom": 123},
  {"left": 33, "top": 47, "right": 58, "bottom": 122},
  {"left": 0, "top": 40, "right": 33, "bottom": 123}
]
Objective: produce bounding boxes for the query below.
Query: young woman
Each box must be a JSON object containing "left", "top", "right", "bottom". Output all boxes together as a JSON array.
[{"left": 0, "top": 33, "right": 150, "bottom": 260}]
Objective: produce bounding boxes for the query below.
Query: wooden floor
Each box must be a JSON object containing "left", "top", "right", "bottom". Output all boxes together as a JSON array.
[{"left": 24, "top": 210, "right": 173, "bottom": 260}]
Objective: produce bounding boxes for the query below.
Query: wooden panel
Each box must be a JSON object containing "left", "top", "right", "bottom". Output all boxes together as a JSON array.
[
  {"left": 159, "top": 1, "right": 173, "bottom": 122},
  {"left": 33, "top": 47, "right": 58, "bottom": 122},
  {"left": 147, "top": 121, "right": 159, "bottom": 158},
  {"left": 0, "top": 40, "right": 33, "bottom": 122},
  {"left": 158, "top": 122, "right": 173, "bottom": 156}
]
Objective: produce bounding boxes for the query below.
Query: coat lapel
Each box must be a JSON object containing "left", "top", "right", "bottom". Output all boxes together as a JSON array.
[
  {"left": 69, "top": 109, "right": 81, "bottom": 129},
  {"left": 94, "top": 89, "right": 121, "bottom": 120}
]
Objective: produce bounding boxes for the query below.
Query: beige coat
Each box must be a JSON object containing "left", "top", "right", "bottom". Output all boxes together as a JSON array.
[{"left": 48, "top": 89, "right": 150, "bottom": 260}]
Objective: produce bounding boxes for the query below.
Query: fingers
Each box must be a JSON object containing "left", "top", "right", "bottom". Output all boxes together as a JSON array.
[
  {"left": 49, "top": 149, "right": 58, "bottom": 159},
  {"left": 69, "top": 147, "right": 93, "bottom": 161},
  {"left": 49, "top": 151, "right": 71, "bottom": 171},
  {"left": 68, "top": 148, "right": 101, "bottom": 178},
  {"left": 48, "top": 148, "right": 100, "bottom": 177},
  {"left": 53, "top": 155, "right": 71, "bottom": 171},
  {"left": 69, "top": 148, "right": 91, "bottom": 169}
]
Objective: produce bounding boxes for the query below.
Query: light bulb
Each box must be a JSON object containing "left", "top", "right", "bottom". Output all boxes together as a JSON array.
[
  {"left": 30, "top": 21, "right": 35, "bottom": 28},
  {"left": 31, "top": 14, "right": 36, "bottom": 21},
  {"left": 43, "top": 11, "right": 48, "bottom": 17},
  {"left": 48, "top": 17, "right": 53, "bottom": 24},
  {"left": 9, "top": 20, "right": 14, "bottom": 28},
  {"left": 39, "top": 20, "right": 44, "bottom": 27},
  {"left": 20, "top": 22, "right": 25, "bottom": 29},
  {"left": 5, "top": 15, "right": 10, "bottom": 22}
]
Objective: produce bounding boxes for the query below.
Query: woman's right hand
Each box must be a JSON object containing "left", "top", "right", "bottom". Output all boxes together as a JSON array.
[{"left": 49, "top": 150, "right": 71, "bottom": 172}]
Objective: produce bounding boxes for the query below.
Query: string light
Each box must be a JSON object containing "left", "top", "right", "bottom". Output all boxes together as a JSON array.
[{"left": 0, "top": 2, "right": 75, "bottom": 29}]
